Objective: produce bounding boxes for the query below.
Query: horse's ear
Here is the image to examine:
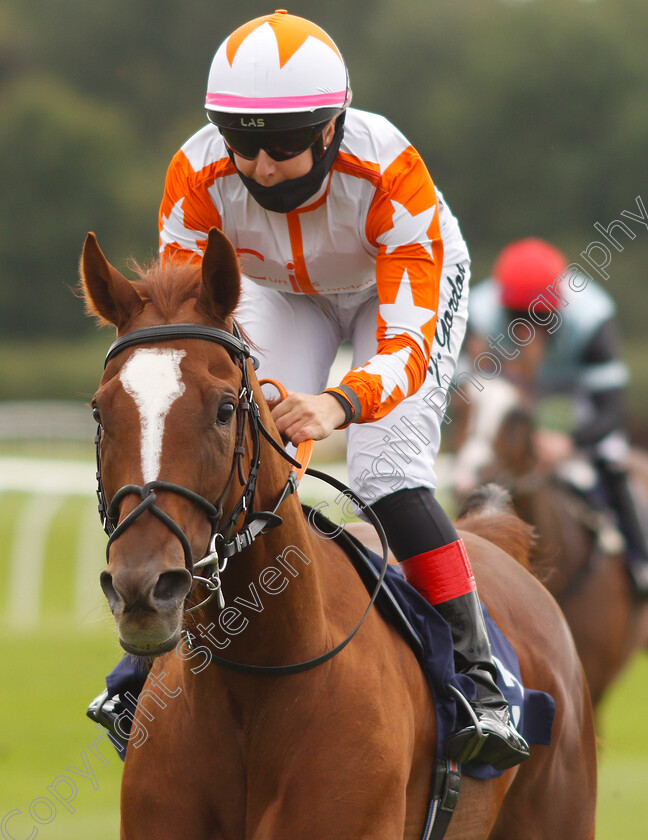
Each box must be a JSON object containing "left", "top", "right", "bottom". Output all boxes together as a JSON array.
[
  {"left": 198, "top": 228, "right": 241, "bottom": 321},
  {"left": 80, "top": 233, "right": 143, "bottom": 328}
]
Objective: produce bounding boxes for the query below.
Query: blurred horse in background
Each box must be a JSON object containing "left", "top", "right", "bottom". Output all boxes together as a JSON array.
[{"left": 451, "top": 375, "right": 648, "bottom": 707}]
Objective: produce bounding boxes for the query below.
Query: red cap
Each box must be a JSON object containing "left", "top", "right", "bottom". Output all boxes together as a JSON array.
[{"left": 493, "top": 238, "right": 568, "bottom": 311}]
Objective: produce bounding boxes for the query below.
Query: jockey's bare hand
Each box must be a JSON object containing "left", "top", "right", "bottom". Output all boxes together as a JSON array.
[{"left": 271, "top": 392, "right": 346, "bottom": 445}]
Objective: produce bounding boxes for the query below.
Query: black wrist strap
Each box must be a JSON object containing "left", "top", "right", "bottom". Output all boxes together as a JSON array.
[
  {"left": 324, "top": 384, "right": 361, "bottom": 426},
  {"left": 325, "top": 389, "right": 355, "bottom": 426}
]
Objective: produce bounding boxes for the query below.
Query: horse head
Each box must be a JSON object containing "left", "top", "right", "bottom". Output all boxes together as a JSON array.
[
  {"left": 80, "top": 228, "right": 247, "bottom": 655},
  {"left": 452, "top": 376, "right": 537, "bottom": 501}
]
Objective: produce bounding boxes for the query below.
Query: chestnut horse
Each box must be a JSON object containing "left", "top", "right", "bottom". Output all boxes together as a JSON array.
[
  {"left": 80, "top": 229, "right": 596, "bottom": 839},
  {"left": 452, "top": 376, "right": 648, "bottom": 706}
]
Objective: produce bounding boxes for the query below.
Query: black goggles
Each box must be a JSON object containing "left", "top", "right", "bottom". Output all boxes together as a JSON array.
[{"left": 217, "top": 122, "right": 328, "bottom": 162}]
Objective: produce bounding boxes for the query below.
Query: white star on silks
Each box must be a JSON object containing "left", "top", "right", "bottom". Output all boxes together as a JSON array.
[
  {"left": 378, "top": 268, "right": 436, "bottom": 342},
  {"left": 159, "top": 198, "right": 207, "bottom": 253},
  {"left": 375, "top": 199, "right": 437, "bottom": 258},
  {"left": 357, "top": 346, "right": 413, "bottom": 404}
]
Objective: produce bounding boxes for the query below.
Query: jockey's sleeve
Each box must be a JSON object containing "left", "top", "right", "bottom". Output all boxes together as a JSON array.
[
  {"left": 158, "top": 148, "right": 228, "bottom": 262},
  {"left": 327, "top": 147, "right": 443, "bottom": 424},
  {"left": 573, "top": 318, "right": 628, "bottom": 447},
  {"left": 573, "top": 387, "right": 625, "bottom": 449}
]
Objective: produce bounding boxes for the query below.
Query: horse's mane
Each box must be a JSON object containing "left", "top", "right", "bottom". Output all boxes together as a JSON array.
[{"left": 456, "top": 483, "right": 536, "bottom": 571}]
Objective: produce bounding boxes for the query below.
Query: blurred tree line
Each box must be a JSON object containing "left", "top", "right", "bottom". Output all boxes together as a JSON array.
[{"left": 1, "top": 0, "right": 646, "bottom": 344}]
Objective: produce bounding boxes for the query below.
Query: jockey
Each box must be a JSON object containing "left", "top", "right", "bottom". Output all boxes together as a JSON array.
[
  {"left": 466, "top": 237, "right": 648, "bottom": 597},
  {"left": 90, "top": 10, "right": 529, "bottom": 769}
]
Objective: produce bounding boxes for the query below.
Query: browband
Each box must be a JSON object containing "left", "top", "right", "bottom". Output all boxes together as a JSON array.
[{"left": 104, "top": 323, "right": 256, "bottom": 368}]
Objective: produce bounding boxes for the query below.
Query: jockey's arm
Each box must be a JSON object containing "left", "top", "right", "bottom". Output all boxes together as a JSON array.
[
  {"left": 574, "top": 387, "right": 626, "bottom": 450},
  {"left": 573, "top": 318, "right": 628, "bottom": 449},
  {"left": 323, "top": 150, "right": 444, "bottom": 427},
  {"left": 275, "top": 153, "right": 444, "bottom": 444}
]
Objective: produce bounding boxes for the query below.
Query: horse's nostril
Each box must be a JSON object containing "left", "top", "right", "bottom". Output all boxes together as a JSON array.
[
  {"left": 153, "top": 569, "right": 193, "bottom": 605},
  {"left": 100, "top": 570, "right": 119, "bottom": 609}
]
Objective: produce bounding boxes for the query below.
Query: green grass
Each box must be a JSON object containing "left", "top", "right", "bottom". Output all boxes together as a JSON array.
[
  {"left": 0, "top": 493, "right": 25, "bottom": 614},
  {"left": 0, "top": 628, "right": 123, "bottom": 839},
  {"left": 596, "top": 656, "right": 648, "bottom": 838},
  {"left": 1, "top": 481, "right": 647, "bottom": 837}
]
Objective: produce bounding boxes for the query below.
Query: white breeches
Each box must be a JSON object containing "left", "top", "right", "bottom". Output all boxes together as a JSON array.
[{"left": 236, "top": 261, "right": 470, "bottom": 503}]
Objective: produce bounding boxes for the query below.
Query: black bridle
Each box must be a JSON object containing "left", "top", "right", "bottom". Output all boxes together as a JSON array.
[
  {"left": 95, "top": 322, "right": 281, "bottom": 608},
  {"left": 94, "top": 321, "right": 390, "bottom": 676}
]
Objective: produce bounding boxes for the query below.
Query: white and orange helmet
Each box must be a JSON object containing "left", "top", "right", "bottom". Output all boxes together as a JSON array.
[{"left": 205, "top": 9, "right": 351, "bottom": 133}]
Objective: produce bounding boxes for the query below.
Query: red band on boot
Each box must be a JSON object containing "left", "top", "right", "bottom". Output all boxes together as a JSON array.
[{"left": 400, "top": 540, "right": 476, "bottom": 605}]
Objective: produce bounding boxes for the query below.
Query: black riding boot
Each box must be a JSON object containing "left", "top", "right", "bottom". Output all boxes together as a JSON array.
[
  {"left": 435, "top": 590, "right": 530, "bottom": 768},
  {"left": 86, "top": 689, "right": 130, "bottom": 758},
  {"left": 86, "top": 655, "right": 150, "bottom": 760},
  {"left": 371, "top": 487, "right": 529, "bottom": 770},
  {"left": 598, "top": 461, "right": 648, "bottom": 597}
]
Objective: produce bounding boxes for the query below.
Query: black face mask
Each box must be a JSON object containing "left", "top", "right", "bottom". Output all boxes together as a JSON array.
[{"left": 228, "top": 116, "right": 345, "bottom": 214}]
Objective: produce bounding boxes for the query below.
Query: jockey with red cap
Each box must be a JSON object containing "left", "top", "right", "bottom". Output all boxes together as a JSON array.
[
  {"left": 494, "top": 238, "right": 569, "bottom": 311},
  {"left": 468, "top": 237, "right": 648, "bottom": 597}
]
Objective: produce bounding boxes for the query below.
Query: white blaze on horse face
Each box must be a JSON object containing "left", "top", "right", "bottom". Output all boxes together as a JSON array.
[{"left": 120, "top": 349, "right": 187, "bottom": 483}]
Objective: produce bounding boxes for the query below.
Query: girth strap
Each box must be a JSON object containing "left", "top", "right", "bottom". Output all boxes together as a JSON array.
[{"left": 421, "top": 758, "right": 461, "bottom": 840}]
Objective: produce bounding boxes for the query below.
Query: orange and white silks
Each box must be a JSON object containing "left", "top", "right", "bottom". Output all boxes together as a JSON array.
[{"left": 159, "top": 107, "right": 469, "bottom": 431}]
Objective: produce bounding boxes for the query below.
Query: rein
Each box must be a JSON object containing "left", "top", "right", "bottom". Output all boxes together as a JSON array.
[{"left": 95, "top": 322, "right": 390, "bottom": 676}]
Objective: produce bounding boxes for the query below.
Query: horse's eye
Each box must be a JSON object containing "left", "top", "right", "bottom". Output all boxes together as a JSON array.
[
  {"left": 92, "top": 405, "right": 102, "bottom": 424},
  {"left": 216, "top": 401, "right": 236, "bottom": 424}
]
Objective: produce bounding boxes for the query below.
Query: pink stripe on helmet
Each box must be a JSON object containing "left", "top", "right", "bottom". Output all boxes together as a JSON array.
[{"left": 205, "top": 91, "right": 346, "bottom": 110}]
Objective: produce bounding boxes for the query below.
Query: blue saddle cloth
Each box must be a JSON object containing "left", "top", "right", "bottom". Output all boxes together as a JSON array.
[{"left": 337, "top": 529, "right": 555, "bottom": 780}]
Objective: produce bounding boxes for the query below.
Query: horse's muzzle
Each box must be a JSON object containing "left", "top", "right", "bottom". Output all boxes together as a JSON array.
[{"left": 100, "top": 565, "right": 192, "bottom": 655}]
